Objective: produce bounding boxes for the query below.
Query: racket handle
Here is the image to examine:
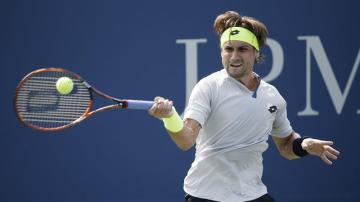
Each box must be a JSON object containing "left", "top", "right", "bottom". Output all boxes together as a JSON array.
[{"left": 127, "top": 100, "right": 154, "bottom": 110}]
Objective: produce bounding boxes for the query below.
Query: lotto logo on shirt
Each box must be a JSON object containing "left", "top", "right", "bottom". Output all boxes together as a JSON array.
[{"left": 268, "top": 105, "right": 278, "bottom": 113}]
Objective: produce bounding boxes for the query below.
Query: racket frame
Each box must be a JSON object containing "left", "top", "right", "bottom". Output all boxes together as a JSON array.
[{"left": 14, "top": 67, "right": 152, "bottom": 132}]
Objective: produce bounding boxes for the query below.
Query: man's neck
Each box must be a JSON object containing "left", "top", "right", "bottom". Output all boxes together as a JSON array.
[{"left": 236, "top": 72, "right": 259, "bottom": 91}]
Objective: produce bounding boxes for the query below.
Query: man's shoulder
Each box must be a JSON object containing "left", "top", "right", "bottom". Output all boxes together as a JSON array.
[
  {"left": 199, "top": 69, "right": 227, "bottom": 84},
  {"left": 259, "top": 80, "right": 287, "bottom": 105},
  {"left": 260, "top": 80, "right": 279, "bottom": 92}
]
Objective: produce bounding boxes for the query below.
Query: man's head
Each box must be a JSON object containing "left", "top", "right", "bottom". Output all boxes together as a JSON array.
[{"left": 213, "top": 11, "right": 268, "bottom": 64}]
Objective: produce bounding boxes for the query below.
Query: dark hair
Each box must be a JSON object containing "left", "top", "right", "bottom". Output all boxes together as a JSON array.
[{"left": 213, "top": 11, "right": 268, "bottom": 63}]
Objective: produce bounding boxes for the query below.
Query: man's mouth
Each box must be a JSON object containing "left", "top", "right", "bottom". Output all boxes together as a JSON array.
[{"left": 230, "top": 64, "right": 242, "bottom": 68}]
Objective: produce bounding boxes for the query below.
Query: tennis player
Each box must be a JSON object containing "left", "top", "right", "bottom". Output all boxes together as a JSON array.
[{"left": 149, "top": 11, "right": 340, "bottom": 202}]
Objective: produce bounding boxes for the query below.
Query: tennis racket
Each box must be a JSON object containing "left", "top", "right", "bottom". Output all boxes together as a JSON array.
[{"left": 14, "top": 67, "right": 154, "bottom": 132}]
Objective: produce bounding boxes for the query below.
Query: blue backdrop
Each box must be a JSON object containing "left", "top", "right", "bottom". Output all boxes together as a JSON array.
[{"left": 1, "top": 0, "right": 359, "bottom": 201}]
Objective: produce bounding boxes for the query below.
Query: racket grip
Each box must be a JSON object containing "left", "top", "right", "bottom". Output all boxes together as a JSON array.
[{"left": 127, "top": 100, "right": 154, "bottom": 110}]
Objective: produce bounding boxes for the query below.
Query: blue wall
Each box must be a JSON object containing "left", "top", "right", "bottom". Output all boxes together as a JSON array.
[{"left": 1, "top": 0, "right": 359, "bottom": 201}]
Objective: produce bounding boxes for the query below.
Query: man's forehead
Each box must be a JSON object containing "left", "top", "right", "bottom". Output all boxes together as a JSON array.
[{"left": 223, "top": 40, "right": 252, "bottom": 48}]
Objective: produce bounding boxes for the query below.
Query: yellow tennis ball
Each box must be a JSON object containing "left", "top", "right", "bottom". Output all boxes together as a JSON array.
[{"left": 56, "top": 77, "right": 74, "bottom": 95}]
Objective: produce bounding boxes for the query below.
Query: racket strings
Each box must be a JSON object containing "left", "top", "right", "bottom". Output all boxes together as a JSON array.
[{"left": 15, "top": 71, "right": 91, "bottom": 129}]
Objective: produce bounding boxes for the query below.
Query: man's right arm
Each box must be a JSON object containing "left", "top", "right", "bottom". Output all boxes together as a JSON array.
[
  {"left": 167, "top": 118, "right": 201, "bottom": 151},
  {"left": 148, "top": 96, "right": 201, "bottom": 151}
]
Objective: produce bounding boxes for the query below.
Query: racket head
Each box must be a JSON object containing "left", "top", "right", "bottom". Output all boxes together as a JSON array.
[{"left": 14, "top": 68, "right": 92, "bottom": 132}]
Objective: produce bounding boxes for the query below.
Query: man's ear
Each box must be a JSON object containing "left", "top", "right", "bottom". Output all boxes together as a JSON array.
[{"left": 255, "top": 51, "right": 260, "bottom": 63}]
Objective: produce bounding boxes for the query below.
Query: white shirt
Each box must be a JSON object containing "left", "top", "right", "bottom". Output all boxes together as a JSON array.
[{"left": 183, "top": 69, "right": 293, "bottom": 202}]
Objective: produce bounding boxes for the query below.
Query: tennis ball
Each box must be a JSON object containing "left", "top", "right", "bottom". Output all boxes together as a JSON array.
[{"left": 56, "top": 77, "right": 74, "bottom": 95}]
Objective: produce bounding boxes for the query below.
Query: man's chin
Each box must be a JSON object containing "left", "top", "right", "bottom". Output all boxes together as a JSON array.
[{"left": 226, "top": 68, "right": 245, "bottom": 78}]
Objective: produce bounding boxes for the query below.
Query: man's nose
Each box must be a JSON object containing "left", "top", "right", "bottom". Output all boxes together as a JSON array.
[{"left": 230, "top": 51, "right": 241, "bottom": 60}]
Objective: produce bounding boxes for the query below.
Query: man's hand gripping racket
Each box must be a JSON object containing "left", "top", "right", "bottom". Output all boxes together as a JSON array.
[{"left": 14, "top": 68, "right": 154, "bottom": 132}]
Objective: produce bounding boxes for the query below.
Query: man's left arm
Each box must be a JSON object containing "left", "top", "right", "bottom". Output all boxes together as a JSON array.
[{"left": 272, "top": 132, "right": 340, "bottom": 165}]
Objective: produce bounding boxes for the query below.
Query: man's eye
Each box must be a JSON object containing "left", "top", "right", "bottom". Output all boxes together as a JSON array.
[
  {"left": 224, "top": 47, "right": 233, "bottom": 51},
  {"left": 239, "top": 47, "right": 249, "bottom": 51}
]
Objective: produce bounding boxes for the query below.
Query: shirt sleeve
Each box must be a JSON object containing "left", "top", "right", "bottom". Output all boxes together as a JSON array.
[
  {"left": 183, "top": 79, "right": 212, "bottom": 127},
  {"left": 271, "top": 95, "right": 293, "bottom": 138}
]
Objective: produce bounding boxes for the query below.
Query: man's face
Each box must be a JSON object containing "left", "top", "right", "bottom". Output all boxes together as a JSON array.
[{"left": 221, "top": 40, "right": 258, "bottom": 80}]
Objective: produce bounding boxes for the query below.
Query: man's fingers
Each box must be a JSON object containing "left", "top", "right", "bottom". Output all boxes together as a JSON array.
[
  {"left": 325, "top": 151, "right": 338, "bottom": 160},
  {"left": 327, "top": 146, "right": 340, "bottom": 156},
  {"left": 320, "top": 140, "right": 333, "bottom": 146},
  {"left": 320, "top": 147, "right": 340, "bottom": 165},
  {"left": 154, "top": 96, "right": 164, "bottom": 102},
  {"left": 320, "top": 153, "right": 333, "bottom": 165},
  {"left": 149, "top": 97, "right": 174, "bottom": 118}
]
